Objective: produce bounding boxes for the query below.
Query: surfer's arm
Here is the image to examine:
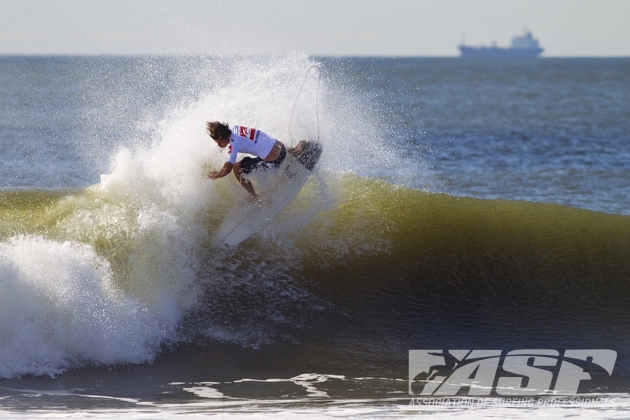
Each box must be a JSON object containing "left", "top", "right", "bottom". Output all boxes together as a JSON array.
[{"left": 208, "top": 162, "right": 233, "bottom": 179}]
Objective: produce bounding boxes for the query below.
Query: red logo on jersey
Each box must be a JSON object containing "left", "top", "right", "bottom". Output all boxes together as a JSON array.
[
  {"left": 228, "top": 145, "right": 232, "bottom": 154},
  {"left": 239, "top": 126, "right": 257, "bottom": 141}
]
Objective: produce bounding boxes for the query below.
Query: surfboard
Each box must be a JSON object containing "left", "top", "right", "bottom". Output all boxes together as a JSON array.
[{"left": 211, "top": 141, "right": 323, "bottom": 247}]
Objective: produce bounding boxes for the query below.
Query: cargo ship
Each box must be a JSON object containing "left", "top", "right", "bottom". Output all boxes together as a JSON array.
[{"left": 459, "top": 30, "right": 544, "bottom": 58}]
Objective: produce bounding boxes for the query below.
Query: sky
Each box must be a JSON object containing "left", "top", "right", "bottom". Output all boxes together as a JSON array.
[{"left": 0, "top": 0, "right": 629, "bottom": 57}]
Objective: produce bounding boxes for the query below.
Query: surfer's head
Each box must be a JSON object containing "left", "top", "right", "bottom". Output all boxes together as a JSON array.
[{"left": 207, "top": 121, "right": 231, "bottom": 148}]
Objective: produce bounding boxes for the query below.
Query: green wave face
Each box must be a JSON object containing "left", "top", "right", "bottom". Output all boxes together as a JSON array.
[{"left": 284, "top": 176, "right": 630, "bottom": 291}]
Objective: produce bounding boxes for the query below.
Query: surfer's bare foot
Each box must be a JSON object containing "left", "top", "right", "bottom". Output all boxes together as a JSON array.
[{"left": 289, "top": 140, "right": 307, "bottom": 156}]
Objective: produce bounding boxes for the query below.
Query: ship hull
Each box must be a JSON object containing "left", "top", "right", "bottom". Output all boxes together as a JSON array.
[{"left": 459, "top": 45, "right": 543, "bottom": 58}]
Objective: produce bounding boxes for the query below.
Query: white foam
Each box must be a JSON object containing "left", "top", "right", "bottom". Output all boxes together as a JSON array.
[{"left": 0, "top": 236, "right": 170, "bottom": 377}]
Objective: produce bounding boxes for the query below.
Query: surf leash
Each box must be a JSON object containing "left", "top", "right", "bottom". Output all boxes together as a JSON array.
[{"left": 288, "top": 65, "right": 321, "bottom": 147}]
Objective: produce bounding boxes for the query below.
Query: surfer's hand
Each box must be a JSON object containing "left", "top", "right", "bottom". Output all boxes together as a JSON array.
[{"left": 208, "top": 162, "right": 232, "bottom": 180}]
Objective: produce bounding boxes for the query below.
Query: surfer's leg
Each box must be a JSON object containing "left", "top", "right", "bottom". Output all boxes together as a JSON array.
[{"left": 234, "top": 161, "right": 258, "bottom": 198}]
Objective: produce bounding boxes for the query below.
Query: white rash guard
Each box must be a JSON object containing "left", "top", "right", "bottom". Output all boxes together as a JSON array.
[{"left": 226, "top": 125, "right": 277, "bottom": 164}]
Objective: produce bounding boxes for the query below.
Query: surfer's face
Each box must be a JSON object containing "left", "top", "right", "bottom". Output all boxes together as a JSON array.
[{"left": 214, "top": 137, "right": 229, "bottom": 148}]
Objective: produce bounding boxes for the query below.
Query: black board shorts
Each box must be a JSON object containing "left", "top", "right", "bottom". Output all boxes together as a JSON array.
[{"left": 240, "top": 143, "right": 286, "bottom": 174}]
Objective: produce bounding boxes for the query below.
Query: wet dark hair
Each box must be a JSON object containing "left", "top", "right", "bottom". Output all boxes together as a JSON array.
[{"left": 206, "top": 121, "right": 231, "bottom": 140}]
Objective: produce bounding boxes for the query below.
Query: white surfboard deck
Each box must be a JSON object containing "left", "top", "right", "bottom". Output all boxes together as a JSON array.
[{"left": 211, "top": 150, "right": 318, "bottom": 247}]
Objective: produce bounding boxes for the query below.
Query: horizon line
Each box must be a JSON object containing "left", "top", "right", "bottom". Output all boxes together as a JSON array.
[{"left": 0, "top": 53, "right": 629, "bottom": 59}]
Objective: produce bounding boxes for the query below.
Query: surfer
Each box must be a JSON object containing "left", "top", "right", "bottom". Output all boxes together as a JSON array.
[{"left": 207, "top": 121, "right": 287, "bottom": 200}]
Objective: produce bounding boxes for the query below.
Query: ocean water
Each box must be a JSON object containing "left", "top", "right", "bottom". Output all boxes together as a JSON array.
[{"left": 1, "top": 55, "right": 630, "bottom": 419}]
